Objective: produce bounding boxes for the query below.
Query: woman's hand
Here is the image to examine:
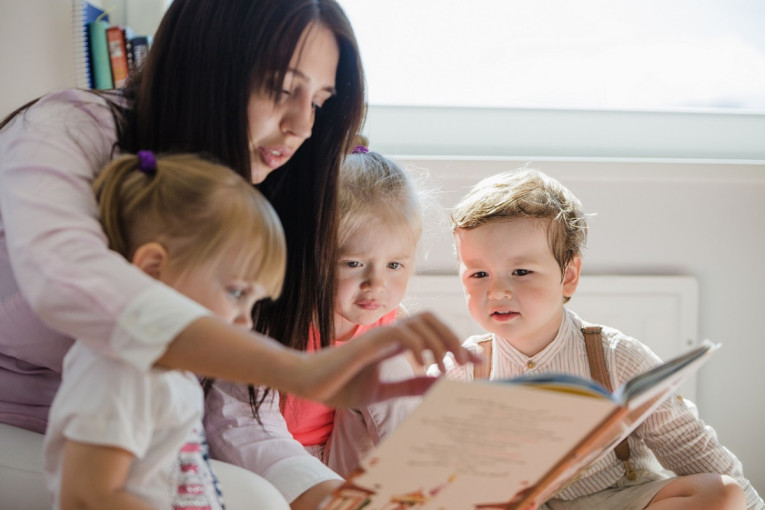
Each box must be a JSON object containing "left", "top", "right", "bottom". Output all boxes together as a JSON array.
[{"left": 295, "top": 311, "right": 481, "bottom": 408}]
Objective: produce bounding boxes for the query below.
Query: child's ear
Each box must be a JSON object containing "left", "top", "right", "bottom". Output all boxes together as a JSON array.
[
  {"left": 562, "top": 255, "right": 582, "bottom": 298},
  {"left": 131, "top": 242, "right": 169, "bottom": 279}
]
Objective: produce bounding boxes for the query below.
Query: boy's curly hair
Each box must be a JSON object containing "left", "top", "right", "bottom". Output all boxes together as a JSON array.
[{"left": 451, "top": 168, "right": 588, "bottom": 278}]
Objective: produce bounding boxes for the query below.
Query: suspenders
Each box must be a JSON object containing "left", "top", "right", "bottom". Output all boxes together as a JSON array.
[
  {"left": 581, "top": 326, "right": 637, "bottom": 481},
  {"left": 472, "top": 327, "right": 637, "bottom": 481}
]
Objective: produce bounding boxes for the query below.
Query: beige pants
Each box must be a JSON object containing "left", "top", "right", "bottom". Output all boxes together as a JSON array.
[{"left": 541, "top": 470, "right": 675, "bottom": 510}]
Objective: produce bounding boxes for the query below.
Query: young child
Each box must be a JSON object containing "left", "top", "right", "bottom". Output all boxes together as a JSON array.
[
  {"left": 282, "top": 143, "right": 425, "bottom": 477},
  {"left": 439, "top": 168, "right": 763, "bottom": 510},
  {"left": 44, "top": 152, "right": 287, "bottom": 509}
]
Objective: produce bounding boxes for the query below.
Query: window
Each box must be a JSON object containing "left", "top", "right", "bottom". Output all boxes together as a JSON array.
[{"left": 338, "top": 0, "right": 765, "bottom": 112}]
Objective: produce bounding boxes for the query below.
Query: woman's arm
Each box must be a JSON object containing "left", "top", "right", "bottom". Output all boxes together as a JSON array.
[
  {"left": 60, "top": 441, "right": 154, "bottom": 510},
  {"left": 169, "top": 312, "right": 474, "bottom": 406}
]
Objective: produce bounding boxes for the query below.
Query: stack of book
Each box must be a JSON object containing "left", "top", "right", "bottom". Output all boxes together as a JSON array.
[{"left": 73, "top": 1, "right": 152, "bottom": 90}]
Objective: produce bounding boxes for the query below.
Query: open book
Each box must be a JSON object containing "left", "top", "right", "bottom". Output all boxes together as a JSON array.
[{"left": 324, "top": 341, "right": 718, "bottom": 510}]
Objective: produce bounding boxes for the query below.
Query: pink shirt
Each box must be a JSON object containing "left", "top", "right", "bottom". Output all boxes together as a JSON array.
[
  {"left": 283, "top": 310, "right": 398, "bottom": 447},
  {"left": 0, "top": 89, "right": 208, "bottom": 432}
]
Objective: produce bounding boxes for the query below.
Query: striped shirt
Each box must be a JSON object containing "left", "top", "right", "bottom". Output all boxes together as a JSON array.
[{"left": 435, "top": 308, "right": 764, "bottom": 509}]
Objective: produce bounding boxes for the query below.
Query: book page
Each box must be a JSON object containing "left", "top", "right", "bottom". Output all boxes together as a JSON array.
[
  {"left": 326, "top": 379, "right": 617, "bottom": 510},
  {"left": 503, "top": 341, "right": 718, "bottom": 509},
  {"left": 616, "top": 341, "right": 718, "bottom": 409}
]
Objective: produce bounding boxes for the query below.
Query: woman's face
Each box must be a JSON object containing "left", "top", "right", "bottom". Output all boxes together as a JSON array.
[{"left": 247, "top": 23, "right": 340, "bottom": 184}]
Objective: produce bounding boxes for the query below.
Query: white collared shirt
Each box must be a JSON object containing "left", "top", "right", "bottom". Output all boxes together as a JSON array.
[{"left": 434, "top": 308, "right": 764, "bottom": 509}]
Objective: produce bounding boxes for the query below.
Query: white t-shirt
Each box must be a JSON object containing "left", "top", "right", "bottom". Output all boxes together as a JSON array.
[{"left": 44, "top": 342, "right": 224, "bottom": 509}]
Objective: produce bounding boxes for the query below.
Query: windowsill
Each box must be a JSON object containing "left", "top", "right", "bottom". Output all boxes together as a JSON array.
[{"left": 363, "top": 104, "right": 765, "bottom": 161}]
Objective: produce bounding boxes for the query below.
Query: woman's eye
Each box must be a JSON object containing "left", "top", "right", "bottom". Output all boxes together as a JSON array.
[
  {"left": 513, "top": 269, "right": 531, "bottom": 276},
  {"left": 312, "top": 93, "right": 334, "bottom": 111},
  {"left": 277, "top": 88, "right": 292, "bottom": 103}
]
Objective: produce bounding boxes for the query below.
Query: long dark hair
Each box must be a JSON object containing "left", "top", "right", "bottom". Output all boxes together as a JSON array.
[{"left": 126, "top": 0, "right": 365, "bottom": 411}]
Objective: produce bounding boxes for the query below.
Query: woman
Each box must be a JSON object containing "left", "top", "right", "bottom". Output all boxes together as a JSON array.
[{"left": 0, "top": 1, "right": 472, "bottom": 508}]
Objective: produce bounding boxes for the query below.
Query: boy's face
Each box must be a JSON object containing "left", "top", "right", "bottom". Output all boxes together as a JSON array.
[
  {"left": 334, "top": 217, "right": 416, "bottom": 341},
  {"left": 455, "top": 218, "right": 580, "bottom": 356}
]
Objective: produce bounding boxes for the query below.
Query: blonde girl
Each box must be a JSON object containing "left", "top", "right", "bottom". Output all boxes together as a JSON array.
[
  {"left": 44, "top": 151, "right": 287, "bottom": 509},
  {"left": 284, "top": 142, "right": 426, "bottom": 477}
]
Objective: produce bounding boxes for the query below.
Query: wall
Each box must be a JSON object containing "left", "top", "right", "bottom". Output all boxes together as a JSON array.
[
  {"left": 0, "top": 0, "right": 167, "bottom": 118},
  {"left": 0, "top": 1, "right": 76, "bottom": 117}
]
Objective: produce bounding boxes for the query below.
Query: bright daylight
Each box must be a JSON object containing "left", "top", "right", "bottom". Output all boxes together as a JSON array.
[{"left": 338, "top": 0, "right": 765, "bottom": 111}]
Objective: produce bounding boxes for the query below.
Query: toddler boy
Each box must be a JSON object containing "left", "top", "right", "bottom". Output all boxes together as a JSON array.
[{"left": 438, "top": 168, "right": 763, "bottom": 510}]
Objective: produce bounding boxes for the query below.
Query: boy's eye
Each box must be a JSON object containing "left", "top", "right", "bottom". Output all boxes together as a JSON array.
[
  {"left": 387, "top": 262, "right": 402, "bottom": 270},
  {"left": 513, "top": 269, "right": 531, "bottom": 276},
  {"left": 470, "top": 271, "right": 489, "bottom": 279}
]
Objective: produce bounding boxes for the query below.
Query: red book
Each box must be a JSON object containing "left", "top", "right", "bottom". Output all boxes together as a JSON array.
[{"left": 106, "top": 26, "right": 130, "bottom": 88}]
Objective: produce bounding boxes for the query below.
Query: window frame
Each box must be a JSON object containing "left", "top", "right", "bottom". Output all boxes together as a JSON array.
[{"left": 363, "top": 105, "right": 765, "bottom": 161}]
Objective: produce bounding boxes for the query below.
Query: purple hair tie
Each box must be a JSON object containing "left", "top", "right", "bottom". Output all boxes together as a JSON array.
[
  {"left": 351, "top": 145, "right": 369, "bottom": 154},
  {"left": 137, "top": 150, "right": 157, "bottom": 175}
]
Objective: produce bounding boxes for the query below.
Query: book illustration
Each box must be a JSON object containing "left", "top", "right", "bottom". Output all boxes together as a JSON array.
[
  {"left": 329, "top": 472, "right": 457, "bottom": 510},
  {"left": 324, "top": 341, "right": 717, "bottom": 510}
]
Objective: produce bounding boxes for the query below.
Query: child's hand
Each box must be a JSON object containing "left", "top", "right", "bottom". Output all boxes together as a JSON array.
[{"left": 300, "top": 311, "right": 480, "bottom": 408}]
